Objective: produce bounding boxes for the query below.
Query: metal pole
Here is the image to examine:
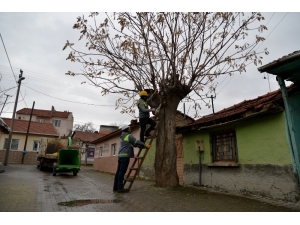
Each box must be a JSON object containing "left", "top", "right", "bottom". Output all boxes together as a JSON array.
[
  {"left": 0, "top": 94, "right": 11, "bottom": 116},
  {"left": 3, "top": 70, "right": 25, "bottom": 166},
  {"left": 85, "top": 141, "right": 89, "bottom": 166},
  {"left": 183, "top": 103, "right": 186, "bottom": 124},
  {"left": 22, "top": 101, "right": 35, "bottom": 164},
  {"left": 199, "top": 151, "right": 202, "bottom": 186},
  {"left": 211, "top": 95, "right": 215, "bottom": 114}
]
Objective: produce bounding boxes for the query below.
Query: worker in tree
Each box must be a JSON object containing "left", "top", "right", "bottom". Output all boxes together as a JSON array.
[
  {"left": 113, "top": 124, "right": 150, "bottom": 193},
  {"left": 138, "top": 90, "right": 157, "bottom": 143}
]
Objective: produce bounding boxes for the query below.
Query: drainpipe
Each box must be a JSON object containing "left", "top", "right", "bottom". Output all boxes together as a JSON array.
[
  {"left": 198, "top": 144, "right": 204, "bottom": 186},
  {"left": 199, "top": 151, "right": 202, "bottom": 186}
]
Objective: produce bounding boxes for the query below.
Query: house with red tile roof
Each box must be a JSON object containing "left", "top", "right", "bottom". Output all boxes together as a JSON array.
[
  {"left": 72, "top": 125, "right": 119, "bottom": 165},
  {"left": 91, "top": 112, "right": 194, "bottom": 183},
  {"left": 16, "top": 106, "right": 73, "bottom": 138},
  {"left": 0, "top": 118, "right": 59, "bottom": 153},
  {"left": 176, "top": 83, "right": 300, "bottom": 202}
]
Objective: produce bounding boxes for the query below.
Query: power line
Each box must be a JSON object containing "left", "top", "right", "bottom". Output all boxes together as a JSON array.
[
  {"left": 24, "top": 85, "right": 115, "bottom": 107},
  {"left": 255, "top": 12, "right": 289, "bottom": 51},
  {"left": 0, "top": 34, "right": 28, "bottom": 108},
  {"left": 0, "top": 64, "right": 121, "bottom": 102},
  {"left": 0, "top": 86, "right": 16, "bottom": 93},
  {"left": 216, "top": 12, "right": 289, "bottom": 96},
  {"left": 0, "top": 34, "right": 17, "bottom": 82}
]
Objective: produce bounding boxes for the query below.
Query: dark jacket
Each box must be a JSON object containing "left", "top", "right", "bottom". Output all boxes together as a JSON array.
[
  {"left": 118, "top": 131, "right": 146, "bottom": 158},
  {"left": 137, "top": 93, "right": 155, "bottom": 118}
]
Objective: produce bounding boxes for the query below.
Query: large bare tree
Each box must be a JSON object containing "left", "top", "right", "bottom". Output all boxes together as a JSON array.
[
  {"left": 63, "top": 12, "right": 268, "bottom": 187},
  {"left": 73, "top": 122, "right": 96, "bottom": 132}
]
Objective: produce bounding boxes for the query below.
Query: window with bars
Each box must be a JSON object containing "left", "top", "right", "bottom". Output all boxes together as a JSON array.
[
  {"left": 33, "top": 140, "right": 40, "bottom": 151},
  {"left": 111, "top": 143, "right": 117, "bottom": 156},
  {"left": 211, "top": 130, "right": 238, "bottom": 162}
]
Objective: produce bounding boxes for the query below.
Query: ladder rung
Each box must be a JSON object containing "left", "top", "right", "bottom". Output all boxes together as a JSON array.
[
  {"left": 130, "top": 167, "right": 139, "bottom": 171},
  {"left": 125, "top": 178, "right": 134, "bottom": 182},
  {"left": 135, "top": 157, "right": 144, "bottom": 160}
]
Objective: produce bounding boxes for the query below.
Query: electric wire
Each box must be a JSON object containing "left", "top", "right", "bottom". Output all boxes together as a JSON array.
[
  {"left": 0, "top": 33, "right": 28, "bottom": 108},
  {"left": 215, "top": 12, "right": 288, "bottom": 96},
  {"left": 24, "top": 85, "right": 115, "bottom": 107}
]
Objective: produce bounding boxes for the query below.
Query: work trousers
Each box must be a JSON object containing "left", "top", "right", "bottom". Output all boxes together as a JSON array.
[
  {"left": 139, "top": 117, "right": 156, "bottom": 143},
  {"left": 113, "top": 157, "right": 130, "bottom": 190}
]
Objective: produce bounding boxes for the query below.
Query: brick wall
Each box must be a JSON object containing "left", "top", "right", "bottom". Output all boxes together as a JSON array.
[
  {"left": 175, "top": 135, "right": 184, "bottom": 185},
  {"left": 0, "top": 150, "right": 37, "bottom": 164}
]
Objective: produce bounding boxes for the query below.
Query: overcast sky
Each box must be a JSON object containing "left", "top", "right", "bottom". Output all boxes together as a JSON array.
[{"left": 1, "top": 3, "right": 299, "bottom": 131}]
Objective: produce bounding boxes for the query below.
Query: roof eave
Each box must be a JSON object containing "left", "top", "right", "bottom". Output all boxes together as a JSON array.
[
  {"left": 258, "top": 51, "right": 300, "bottom": 73},
  {"left": 177, "top": 105, "right": 284, "bottom": 134}
]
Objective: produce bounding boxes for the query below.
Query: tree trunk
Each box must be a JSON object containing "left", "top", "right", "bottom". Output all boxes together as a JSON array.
[{"left": 154, "top": 93, "right": 181, "bottom": 187}]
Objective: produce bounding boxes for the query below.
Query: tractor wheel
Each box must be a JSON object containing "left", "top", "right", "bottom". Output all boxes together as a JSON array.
[
  {"left": 39, "top": 159, "right": 43, "bottom": 171},
  {"left": 52, "top": 167, "right": 56, "bottom": 176}
]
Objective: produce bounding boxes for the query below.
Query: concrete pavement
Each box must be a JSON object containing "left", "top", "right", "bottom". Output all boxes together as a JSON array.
[{"left": 1, "top": 164, "right": 300, "bottom": 212}]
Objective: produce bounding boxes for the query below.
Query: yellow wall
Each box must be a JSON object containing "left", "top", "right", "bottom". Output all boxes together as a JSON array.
[{"left": 0, "top": 133, "right": 57, "bottom": 152}]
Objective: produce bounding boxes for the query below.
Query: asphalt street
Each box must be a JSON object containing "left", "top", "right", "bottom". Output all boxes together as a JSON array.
[{"left": 1, "top": 164, "right": 300, "bottom": 213}]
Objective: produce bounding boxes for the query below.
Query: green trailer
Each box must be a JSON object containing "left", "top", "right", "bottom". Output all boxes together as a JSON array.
[{"left": 52, "top": 138, "right": 81, "bottom": 176}]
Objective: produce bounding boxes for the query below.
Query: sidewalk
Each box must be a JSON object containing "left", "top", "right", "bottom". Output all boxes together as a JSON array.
[{"left": 0, "top": 164, "right": 300, "bottom": 212}]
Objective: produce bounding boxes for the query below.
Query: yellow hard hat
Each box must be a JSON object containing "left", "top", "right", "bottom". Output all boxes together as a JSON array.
[{"left": 140, "top": 90, "right": 148, "bottom": 97}]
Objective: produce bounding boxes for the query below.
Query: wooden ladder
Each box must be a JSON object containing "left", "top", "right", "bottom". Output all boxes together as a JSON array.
[{"left": 123, "top": 118, "right": 159, "bottom": 192}]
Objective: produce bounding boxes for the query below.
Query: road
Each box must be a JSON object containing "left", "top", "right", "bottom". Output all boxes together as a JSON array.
[{"left": 0, "top": 164, "right": 299, "bottom": 212}]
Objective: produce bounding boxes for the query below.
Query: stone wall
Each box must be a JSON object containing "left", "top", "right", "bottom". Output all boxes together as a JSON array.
[
  {"left": 183, "top": 163, "right": 299, "bottom": 202},
  {"left": 0, "top": 150, "right": 38, "bottom": 164}
]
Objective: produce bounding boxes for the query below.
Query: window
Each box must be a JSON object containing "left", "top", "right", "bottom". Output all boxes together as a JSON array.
[
  {"left": 211, "top": 130, "right": 238, "bottom": 162},
  {"left": 4, "top": 139, "right": 19, "bottom": 150},
  {"left": 52, "top": 120, "right": 61, "bottom": 127},
  {"left": 111, "top": 143, "right": 117, "bottom": 156},
  {"left": 33, "top": 140, "right": 40, "bottom": 151},
  {"left": 37, "top": 118, "right": 45, "bottom": 122},
  {"left": 100, "top": 146, "right": 103, "bottom": 157}
]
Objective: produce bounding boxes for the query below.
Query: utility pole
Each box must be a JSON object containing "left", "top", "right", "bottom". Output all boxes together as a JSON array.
[
  {"left": 0, "top": 94, "right": 11, "bottom": 116},
  {"left": 22, "top": 101, "right": 35, "bottom": 164},
  {"left": 183, "top": 103, "right": 186, "bottom": 124},
  {"left": 85, "top": 140, "right": 89, "bottom": 166},
  {"left": 3, "top": 70, "right": 25, "bottom": 166},
  {"left": 206, "top": 94, "right": 216, "bottom": 114}
]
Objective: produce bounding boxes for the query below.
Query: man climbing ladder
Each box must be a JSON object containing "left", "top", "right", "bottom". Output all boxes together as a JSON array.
[
  {"left": 121, "top": 90, "right": 161, "bottom": 192},
  {"left": 137, "top": 90, "right": 158, "bottom": 143}
]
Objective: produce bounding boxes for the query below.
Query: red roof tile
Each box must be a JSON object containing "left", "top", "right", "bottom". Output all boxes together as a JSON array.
[
  {"left": 1, "top": 118, "right": 59, "bottom": 136},
  {"left": 72, "top": 131, "right": 108, "bottom": 142},
  {"left": 177, "top": 84, "right": 298, "bottom": 133},
  {"left": 16, "top": 108, "right": 71, "bottom": 118}
]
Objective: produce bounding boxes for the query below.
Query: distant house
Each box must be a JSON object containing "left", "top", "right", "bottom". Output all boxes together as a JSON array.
[
  {"left": 16, "top": 106, "right": 73, "bottom": 138},
  {"left": 0, "top": 118, "right": 59, "bottom": 164},
  {"left": 177, "top": 84, "right": 299, "bottom": 202},
  {"left": 91, "top": 121, "right": 140, "bottom": 173},
  {"left": 72, "top": 125, "right": 118, "bottom": 165}
]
